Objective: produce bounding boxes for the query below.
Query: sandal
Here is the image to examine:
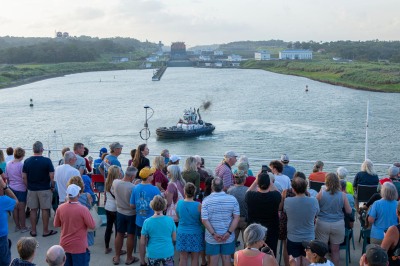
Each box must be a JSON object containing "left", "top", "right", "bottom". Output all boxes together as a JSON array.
[
  {"left": 105, "top": 248, "right": 112, "bottom": 254},
  {"left": 113, "top": 257, "right": 120, "bottom": 265},
  {"left": 125, "top": 257, "right": 139, "bottom": 265},
  {"left": 42, "top": 230, "right": 57, "bottom": 237}
]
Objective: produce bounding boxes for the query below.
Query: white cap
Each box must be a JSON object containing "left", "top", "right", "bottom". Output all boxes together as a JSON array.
[
  {"left": 66, "top": 184, "right": 81, "bottom": 198},
  {"left": 224, "top": 151, "right": 239, "bottom": 158},
  {"left": 281, "top": 154, "right": 289, "bottom": 162},
  {"left": 170, "top": 155, "right": 181, "bottom": 163}
]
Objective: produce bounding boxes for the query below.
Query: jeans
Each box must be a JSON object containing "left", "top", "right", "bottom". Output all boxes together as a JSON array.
[
  {"left": 0, "top": 235, "right": 11, "bottom": 266},
  {"left": 65, "top": 249, "right": 90, "bottom": 266}
]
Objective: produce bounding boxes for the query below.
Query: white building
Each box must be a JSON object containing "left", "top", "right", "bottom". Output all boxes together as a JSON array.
[
  {"left": 146, "top": 56, "right": 159, "bottom": 62},
  {"left": 228, "top": 54, "right": 242, "bottom": 61},
  {"left": 255, "top": 50, "right": 271, "bottom": 60},
  {"left": 199, "top": 55, "right": 211, "bottom": 61},
  {"left": 214, "top": 50, "right": 223, "bottom": 56},
  {"left": 279, "top": 49, "right": 313, "bottom": 60}
]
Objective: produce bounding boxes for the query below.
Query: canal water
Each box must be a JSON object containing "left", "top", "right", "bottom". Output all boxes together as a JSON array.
[{"left": 1, "top": 67, "right": 399, "bottom": 178}]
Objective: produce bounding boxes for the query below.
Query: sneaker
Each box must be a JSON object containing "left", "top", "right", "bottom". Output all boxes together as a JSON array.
[{"left": 20, "top": 227, "right": 31, "bottom": 233}]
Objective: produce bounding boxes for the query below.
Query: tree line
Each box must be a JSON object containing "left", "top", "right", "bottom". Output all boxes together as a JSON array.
[{"left": 0, "top": 37, "right": 159, "bottom": 64}]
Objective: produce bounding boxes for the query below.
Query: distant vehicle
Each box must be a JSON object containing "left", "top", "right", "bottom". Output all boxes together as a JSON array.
[{"left": 156, "top": 108, "right": 215, "bottom": 139}]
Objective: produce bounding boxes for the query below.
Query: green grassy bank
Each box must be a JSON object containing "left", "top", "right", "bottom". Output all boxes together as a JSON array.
[
  {"left": 0, "top": 61, "right": 143, "bottom": 89},
  {"left": 242, "top": 60, "right": 400, "bottom": 93}
]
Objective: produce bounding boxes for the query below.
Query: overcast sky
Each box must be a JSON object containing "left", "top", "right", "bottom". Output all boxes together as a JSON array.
[{"left": 1, "top": 0, "right": 399, "bottom": 47}]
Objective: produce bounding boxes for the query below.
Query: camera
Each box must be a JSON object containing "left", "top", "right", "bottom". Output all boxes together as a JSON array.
[
  {"left": 261, "top": 246, "right": 272, "bottom": 254},
  {"left": 261, "top": 165, "right": 270, "bottom": 173}
]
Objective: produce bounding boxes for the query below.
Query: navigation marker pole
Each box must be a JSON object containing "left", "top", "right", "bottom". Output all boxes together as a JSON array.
[{"left": 365, "top": 100, "right": 369, "bottom": 160}]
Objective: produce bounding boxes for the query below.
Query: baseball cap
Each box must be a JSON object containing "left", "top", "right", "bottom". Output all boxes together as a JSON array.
[
  {"left": 224, "top": 151, "right": 239, "bottom": 158},
  {"left": 99, "top": 147, "right": 107, "bottom": 157},
  {"left": 109, "top": 142, "right": 123, "bottom": 150},
  {"left": 365, "top": 244, "right": 388, "bottom": 266},
  {"left": 302, "top": 240, "right": 328, "bottom": 257},
  {"left": 281, "top": 154, "right": 289, "bottom": 163},
  {"left": 139, "top": 167, "right": 156, "bottom": 179},
  {"left": 170, "top": 155, "right": 181, "bottom": 163},
  {"left": 66, "top": 184, "right": 81, "bottom": 198}
]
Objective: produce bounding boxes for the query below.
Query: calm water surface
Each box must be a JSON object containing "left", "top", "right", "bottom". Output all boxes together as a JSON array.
[{"left": 1, "top": 67, "right": 399, "bottom": 178}]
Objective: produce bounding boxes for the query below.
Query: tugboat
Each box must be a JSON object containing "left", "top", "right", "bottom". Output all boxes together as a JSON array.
[{"left": 156, "top": 108, "right": 215, "bottom": 139}]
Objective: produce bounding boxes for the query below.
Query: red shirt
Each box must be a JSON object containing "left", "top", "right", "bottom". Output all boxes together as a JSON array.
[
  {"left": 54, "top": 202, "right": 95, "bottom": 254},
  {"left": 309, "top": 172, "right": 327, "bottom": 182},
  {"left": 244, "top": 176, "right": 256, "bottom": 187}
]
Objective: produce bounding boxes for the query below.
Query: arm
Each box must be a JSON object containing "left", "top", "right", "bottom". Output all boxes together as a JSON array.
[
  {"left": 22, "top": 172, "right": 28, "bottom": 187},
  {"left": 264, "top": 253, "right": 279, "bottom": 266},
  {"left": 85, "top": 209, "right": 96, "bottom": 230},
  {"left": 368, "top": 215, "right": 375, "bottom": 224},
  {"left": 247, "top": 173, "right": 259, "bottom": 192},
  {"left": 222, "top": 214, "right": 240, "bottom": 241},
  {"left": 165, "top": 189, "right": 174, "bottom": 207},
  {"left": 381, "top": 225, "right": 398, "bottom": 251},
  {"left": 78, "top": 168, "right": 84, "bottom": 176},
  {"left": 49, "top": 172, "right": 55, "bottom": 188},
  {"left": 139, "top": 235, "right": 147, "bottom": 263},
  {"left": 343, "top": 193, "right": 352, "bottom": 214},
  {"left": 202, "top": 218, "right": 222, "bottom": 242},
  {"left": 279, "top": 190, "right": 287, "bottom": 211}
]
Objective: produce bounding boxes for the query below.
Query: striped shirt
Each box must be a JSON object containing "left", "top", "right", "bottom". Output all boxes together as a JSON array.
[
  {"left": 215, "top": 162, "right": 234, "bottom": 189},
  {"left": 201, "top": 192, "right": 240, "bottom": 244}
]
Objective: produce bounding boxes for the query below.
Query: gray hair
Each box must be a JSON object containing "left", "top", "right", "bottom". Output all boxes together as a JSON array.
[
  {"left": 337, "top": 167, "right": 348, "bottom": 180},
  {"left": 32, "top": 141, "right": 43, "bottom": 153},
  {"left": 64, "top": 151, "right": 76, "bottom": 164},
  {"left": 167, "top": 165, "right": 186, "bottom": 186},
  {"left": 212, "top": 177, "right": 223, "bottom": 192},
  {"left": 238, "top": 155, "right": 249, "bottom": 165},
  {"left": 243, "top": 223, "right": 267, "bottom": 247},
  {"left": 193, "top": 155, "right": 202, "bottom": 164},
  {"left": 381, "top": 182, "right": 398, "bottom": 201},
  {"left": 361, "top": 159, "right": 376, "bottom": 175},
  {"left": 46, "top": 245, "right": 66, "bottom": 266},
  {"left": 389, "top": 166, "right": 399, "bottom": 178},
  {"left": 125, "top": 166, "right": 137, "bottom": 179},
  {"left": 237, "top": 162, "right": 249, "bottom": 172},
  {"left": 234, "top": 170, "right": 246, "bottom": 184}
]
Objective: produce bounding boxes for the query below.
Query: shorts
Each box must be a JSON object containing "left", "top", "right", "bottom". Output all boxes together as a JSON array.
[
  {"left": 0, "top": 235, "right": 11, "bottom": 266},
  {"left": 148, "top": 256, "right": 174, "bottom": 266},
  {"left": 11, "top": 189, "right": 27, "bottom": 203},
  {"left": 315, "top": 219, "right": 345, "bottom": 245},
  {"left": 205, "top": 241, "right": 235, "bottom": 256},
  {"left": 116, "top": 212, "right": 136, "bottom": 235},
  {"left": 27, "top": 190, "right": 52, "bottom": 209},
  {"left": 287, "top": 238, "right": 306, "bottom": 258}
]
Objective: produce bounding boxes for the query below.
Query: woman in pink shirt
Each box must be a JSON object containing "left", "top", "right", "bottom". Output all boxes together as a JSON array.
[
  {"left": 234, "top": 223, "right": 278, "bottom": 266},
  {"left": 5, "top": 147, "right": 28, "bottom": 232}
]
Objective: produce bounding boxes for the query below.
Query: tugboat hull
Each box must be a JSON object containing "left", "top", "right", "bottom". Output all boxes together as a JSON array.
[{"left": 156, "top": 123, "right": 215, "bottom": 139}]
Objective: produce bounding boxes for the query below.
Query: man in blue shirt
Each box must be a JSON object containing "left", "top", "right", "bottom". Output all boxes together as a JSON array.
[
  {"left": 130, "top": 167, "right": 160, "bottom": 265},
  {"left": 99, "top": 142, "right": 123, "bottom": 178},
  {"left": 281, "top": 154, "right": 296, "bottom": 180},
  {"left": 0, "top": 178, "right": 17, "bottom": 266}
]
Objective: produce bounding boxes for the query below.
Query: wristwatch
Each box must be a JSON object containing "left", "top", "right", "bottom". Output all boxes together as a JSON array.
[{"left": 227, "top": 230, "right": 232, "bottom": 235}]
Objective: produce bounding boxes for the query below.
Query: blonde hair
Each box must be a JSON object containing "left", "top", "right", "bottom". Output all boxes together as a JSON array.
[
  {"left": 150, "top": 195, "right": 167, "bottom": 212},
  {"left": 153, "top": 156, "right": 165, "bottom": 170},
  {"left": 105, "top": 165, "right": 120, "bottom": 192},
  {"left": 361, "top": 159, "right": 376, "bottom": 175},
  {"left": 183, "top": 156, "right": 198, "bottom": 172},
  {"left": 67, "top": 176, "right": 84, "bottom": 191}
]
